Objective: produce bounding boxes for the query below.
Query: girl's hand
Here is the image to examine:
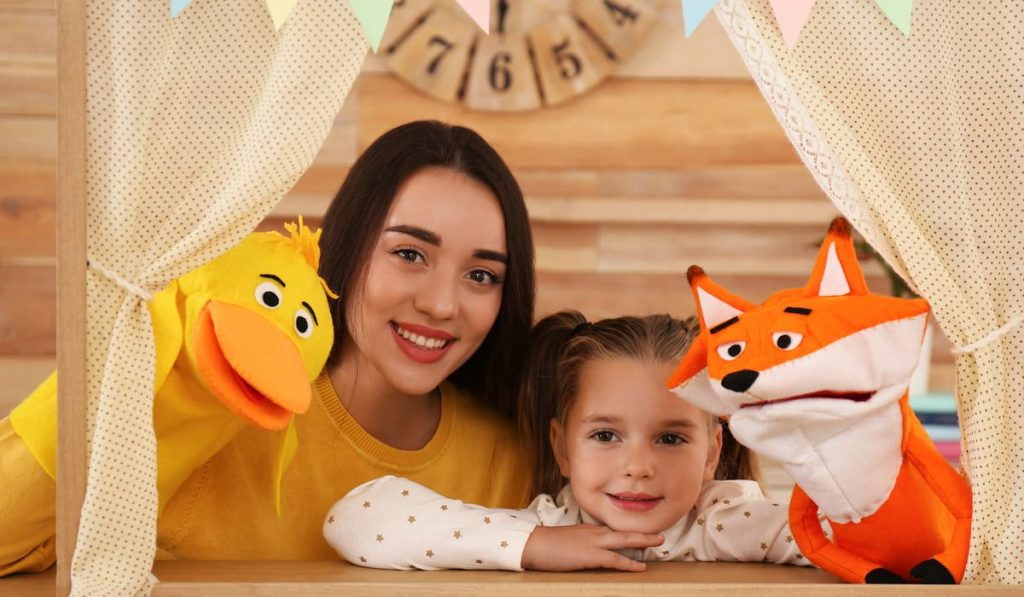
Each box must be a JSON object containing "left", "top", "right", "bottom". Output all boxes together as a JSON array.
[{"left": 521, "top": 524, "right": 664, "bottom": 572}]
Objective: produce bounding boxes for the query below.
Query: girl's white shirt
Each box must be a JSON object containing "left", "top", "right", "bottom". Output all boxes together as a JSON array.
[{"left": 324, "top": 475, "right": 812, "bottom": 571}]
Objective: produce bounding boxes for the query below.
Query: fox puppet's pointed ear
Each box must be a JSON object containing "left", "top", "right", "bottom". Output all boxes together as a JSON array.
[
  {"left": 805, "top": 217, "right": 870, "bottom": 297},
  {"left": 687, "top": 266, "right": 755, "bottom": 333},
  {"left": 665, "top": 266, "right": 752, "bottom": 417}
]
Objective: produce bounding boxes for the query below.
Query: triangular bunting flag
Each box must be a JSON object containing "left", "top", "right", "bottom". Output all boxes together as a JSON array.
[
  {"left": 170, "top": 0, "right": 192, "bottom": 18},
  {"left": 875, "top": 0, "right": 912, "bottom": 35},
  {"left": 681, "top": 0, "right": 718, "bottom": 37},
  {"left": 265, "top": 0, "right": 300, "bottom": 30},
  {"left": 768, "top": 0, "right": 816, "bottom": 47},
  {"left": 455, "top": 0, "right": 490, "bottom": 34},
  {"left": 349, "top": 0, "right": 396, "bottom": 53}
]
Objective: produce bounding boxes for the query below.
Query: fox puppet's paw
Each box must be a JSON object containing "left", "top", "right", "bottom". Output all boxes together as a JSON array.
[
  {"left": 864, "top": 568, "right": 904, "bottom": 584},
  {"left": 910, "top": 559, "right": 956, "bottom": 584}
]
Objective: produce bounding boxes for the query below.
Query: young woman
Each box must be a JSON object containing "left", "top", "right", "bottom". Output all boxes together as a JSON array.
[
  {"left": 325, "top": 312, "right": 809, "bottom": 572},
  {"left": 0, "top": 120, "right": 537, "bottom": 573}
]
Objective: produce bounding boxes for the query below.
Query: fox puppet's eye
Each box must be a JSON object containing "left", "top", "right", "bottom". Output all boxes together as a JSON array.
[
  {"left": 772, "top": 331, "right": 803, "bottom": 351},
  {"left": 716, "top": 341, "right": 746, "bottom": 361}
]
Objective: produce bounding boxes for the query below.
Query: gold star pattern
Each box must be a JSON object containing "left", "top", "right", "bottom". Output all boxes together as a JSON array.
[
  {"left": 483, "top": 516, "right": 491, "bottom": 524},
  {"left": 327, "top": 516, "right": 335, "bottom": 524},
  {"left": 426, "top": 549, "right": 434, "bottom": 558},
  {"left": 772, "top": 503, "right": 779, "bottom": 507},
  {"left": 376, "top": 534, "right": 384, "bottom": 542},
  {"left": 407, "top": 516, "right": 416, "bottom": 524},
  {"left": 359, "top": 556, "right": 367, "bottom": 563},
  {"left": 760, "top": 542, "right": 768, "bottom": 551},
  {"left": 475, "top": 559, "right": 483, "bottom": 565},
  {"left": 796, "top": 554, "right": 804, "bottom": 559},
  {"left": 785, "top": 535, "right": 794, "bottom": 543},
  {"left": 696, "top": 516, "right": 706, "bottom": 526},
  {"left": 500, "top": 541, "right": 509, "bottom": 548},
  {"left": 362, "top": 501, "right": 371, "bottom": 509},
  {"left": 722, "top": 499, "right": 731, "bottom": 505},
  {"left": 711, "top": 498, "right": 719, "bottom": 505},
  {"left": 683, "top": 550, "right": 693, "bottom": 559},
  {"left": 453, "top": 530, "right": 462, "bottom": 539},
  {"left": 401, "top": 490, "right": 409, "bottom": 497},
  {"left": 661, "top": 550, "right": 670, "bottom": 557},
  {"left": 440, "top": 504, "right": 449, "bottom": 511},
  {"left": 716, "top": 523, "right": 725, "bottom": 532},
  {"left": 743, "top": 511, "right": 752, "bottom": 518}
]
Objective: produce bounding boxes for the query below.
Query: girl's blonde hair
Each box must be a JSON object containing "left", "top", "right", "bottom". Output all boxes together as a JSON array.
[{"left": 518, "top": 310, "right": 757, "bottom": 497}]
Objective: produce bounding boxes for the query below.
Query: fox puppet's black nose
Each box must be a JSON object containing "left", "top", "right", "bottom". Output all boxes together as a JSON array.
[{"left": 721, "top": 369, "right": 759, "bottom": 393}]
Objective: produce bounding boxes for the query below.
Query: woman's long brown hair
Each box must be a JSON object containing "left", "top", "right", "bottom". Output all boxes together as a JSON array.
[{"left": 318, "top": 120, "right": 535, "bottom": 418}]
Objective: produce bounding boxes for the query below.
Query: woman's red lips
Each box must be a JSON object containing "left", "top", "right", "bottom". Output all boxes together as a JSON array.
[
  {"left": 391, "top": 322, "right": 456, "bottom": 364},
  {"left": 393, "top": 321, "right": 456, "bottom": 340}
]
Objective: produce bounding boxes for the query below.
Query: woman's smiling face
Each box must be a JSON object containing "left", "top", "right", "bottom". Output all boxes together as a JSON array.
[{"left": 343, "top": 167, "right": 508, "bottom": 396}]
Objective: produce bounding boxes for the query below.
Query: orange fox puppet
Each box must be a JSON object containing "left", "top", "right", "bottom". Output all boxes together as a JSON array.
[{"left": 667, "top": 218, "right": 971, "bottom": 584}]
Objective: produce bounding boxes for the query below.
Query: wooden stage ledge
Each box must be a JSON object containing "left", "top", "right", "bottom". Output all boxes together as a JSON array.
[{"left": 2, "top": 561, "right": 1018, "bottom": 596}]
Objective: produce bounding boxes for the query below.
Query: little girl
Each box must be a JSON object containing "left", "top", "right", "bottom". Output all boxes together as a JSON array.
[{"left": 323, "top": 311, "right": 811, "bottom": 572}]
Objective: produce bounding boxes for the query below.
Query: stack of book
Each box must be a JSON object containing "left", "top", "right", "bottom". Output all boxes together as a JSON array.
[{"left": 911, "top": 391, "right": 961, "bottom": 469}]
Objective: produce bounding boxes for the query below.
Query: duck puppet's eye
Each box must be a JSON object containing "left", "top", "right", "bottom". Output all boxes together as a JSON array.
[
  {"left": 255, "top": 281, "right": 282, "bottom": 309},
  {"left": 294, "top": 308, "right": 315, "bottom": 338}
]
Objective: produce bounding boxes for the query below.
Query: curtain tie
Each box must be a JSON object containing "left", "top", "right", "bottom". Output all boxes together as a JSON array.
[
  {"left": 86, "top": 255, "right": 153, "bottom": 302},
  {"left": 951, "top": 314, "right": 1024, "bottom": 355}
]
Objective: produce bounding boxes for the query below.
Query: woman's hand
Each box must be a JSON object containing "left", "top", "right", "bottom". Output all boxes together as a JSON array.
[{"left": 521, "top": 524, "right": 664, "bottom": 572}]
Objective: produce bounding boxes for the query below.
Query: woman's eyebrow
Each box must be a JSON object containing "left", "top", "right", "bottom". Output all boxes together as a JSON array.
[
  {"left": 473, "top": 249, "right": 508, "bottom": 265},
  {"left": 386, "top": 224, "right": 507, "bottom": 264},
  {"left": 385, "top": 225, "right": 440, "bottom": 246}
]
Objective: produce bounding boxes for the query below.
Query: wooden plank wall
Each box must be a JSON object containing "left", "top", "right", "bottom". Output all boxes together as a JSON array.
[{"left": 0, "top": 1, "right": 954, "bottom": 416}]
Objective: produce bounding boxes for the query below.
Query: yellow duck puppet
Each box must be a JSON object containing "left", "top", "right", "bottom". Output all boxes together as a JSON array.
[{"left": 11, "top": 219, "right": 335, "bottom": 513}]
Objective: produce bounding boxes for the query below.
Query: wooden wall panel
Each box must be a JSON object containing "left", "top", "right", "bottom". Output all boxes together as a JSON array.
[
  {"left": 0, "top": 1, "right": 54, "bottom": 10},
  {"left": 357, "top": 75, "right": 802, "bottom": 170},
  {"left": 0, "top": 9, "right": 55, "bottom": 115},
  {"left": 0, "top": 116, "right": 55, "bottom": 163},
  {"left": 0, "top": 262, "right": 54, "bottom": 355},
  {"left": 0, "top": 161, "right": 55, "bottom": 258},
  {"left": 0, "top": 356, "right": 52, "bottom": 417}
]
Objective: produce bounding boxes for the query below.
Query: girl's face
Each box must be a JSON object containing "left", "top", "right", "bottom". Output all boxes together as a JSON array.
[
  {"left": 552, "top": 358, "right": 723, "bottom": 534},
  {"left": 343, "top": 167, "right": 507, "bottom": 396}
]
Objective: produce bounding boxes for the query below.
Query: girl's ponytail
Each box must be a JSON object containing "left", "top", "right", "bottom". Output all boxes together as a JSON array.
[
  {"left": 714, "top": 419, "right": 759, "bottom": 482},
  {"left": 517, "top": 311, "right": 587, "bottom": 498}
]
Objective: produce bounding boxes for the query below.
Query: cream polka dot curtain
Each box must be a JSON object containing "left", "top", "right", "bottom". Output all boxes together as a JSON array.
[
  {"left": 715, "top": 0, "right": 1023, "bottom": 584},
  {"left": 76, "top": 1, "right": 365, "bottom": 594}
]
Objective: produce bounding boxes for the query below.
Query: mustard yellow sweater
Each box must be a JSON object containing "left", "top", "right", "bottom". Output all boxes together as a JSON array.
[{"left": 0, "top": 375, "right": 531, "bottom": 574}]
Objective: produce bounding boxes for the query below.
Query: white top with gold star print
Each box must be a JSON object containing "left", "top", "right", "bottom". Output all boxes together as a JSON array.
[{"left": 323, "top": 475, "right": 812, "bottom": 571}]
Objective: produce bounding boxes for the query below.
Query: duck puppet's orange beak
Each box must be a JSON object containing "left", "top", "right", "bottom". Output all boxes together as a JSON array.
[{"left": 194, "top": 300, "right": 312, "bottom": 430}]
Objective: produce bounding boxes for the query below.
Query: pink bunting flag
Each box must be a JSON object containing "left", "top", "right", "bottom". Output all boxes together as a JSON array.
[
  {"left": 455, "top": 0, "right": 490, "bottom": 34},
  {"left": 768, "top": 0, "right": 817, "bottom": 47}
]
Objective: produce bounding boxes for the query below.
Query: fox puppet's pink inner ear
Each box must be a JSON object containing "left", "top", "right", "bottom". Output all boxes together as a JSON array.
[
  {"left": 687, "top": 265, "right": 754, "bottom": 332},
  {"left": 805, "top": 217, "right": 870, "bottom": 298}
]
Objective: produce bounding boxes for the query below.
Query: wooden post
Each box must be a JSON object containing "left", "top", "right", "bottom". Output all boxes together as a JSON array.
[{"left": 56, "top": 0, "right": 87, "bottom": 594}]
